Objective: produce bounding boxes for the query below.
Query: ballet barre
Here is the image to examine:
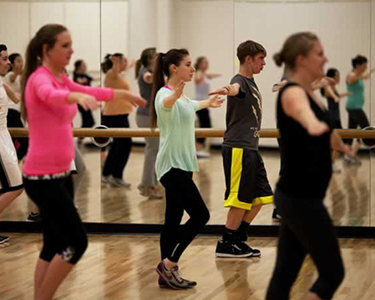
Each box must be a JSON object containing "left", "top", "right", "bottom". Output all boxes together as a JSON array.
[{"left": 7, "top": 128, "right": 375, "bottom": 139}]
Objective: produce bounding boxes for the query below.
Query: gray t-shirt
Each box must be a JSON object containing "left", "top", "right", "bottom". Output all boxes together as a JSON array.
[
  {"left": 223, "top": 74, "right": 262, "bottom": 150},
  {"left": 136, "top": 67, "right": 152, "bottom": 116}
]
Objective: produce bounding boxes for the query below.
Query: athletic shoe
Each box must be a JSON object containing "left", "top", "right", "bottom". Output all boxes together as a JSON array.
[
  {"left": 0, "top": 235, "right": 10, "bottom": 244},
  {"left": 197, "top": 150, "right": 210, "bottom": 159},
  {"left": 108, "top": 177, "right": 131, "bottom": 188},
  {"left": 158, "top": 275, "right": 197, "bottom": 289},
  {"left": 235, "top": 241, "right": 261, "bottom": 257},
  {"left": 101, "top": 175, "right": 111, "bottom": 185},
  {"left": 215, "top": 239, "right": 253, "bottom": 258},
  {"left": 272, "top": 209, "right": 282, "bottom": 221},
  {"left": 26, "top": 212, "right": 41, "bottom": 222},
  {"left": 138, "top": 186, "right": 163, "bottom": 199},
  {"left": 156, "top": 261, "right": 190, "bottom": 289},
  {"left": 351, "top": 156, "right": 362, "bottom": 166},
  {"left": 332, "top": 162, "right": 341, "bottom": 174}
]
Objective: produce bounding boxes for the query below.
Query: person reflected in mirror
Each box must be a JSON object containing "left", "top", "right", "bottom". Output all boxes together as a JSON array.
[
  {"left": 321, "top": 68, "right": 351, "bottom": 173},
  {"left": 100, "top": 53, "right": 135, "bottom": 187},
  {"left": 135, "top": 47, "right": 163, "bottom": 199},
  {"left": 194, "top": 56, "right": 222, "bottom": 158},
  {"left": 344, "top": 55, "right": 375, "bottom": 166},
  {"left": 0, "top": 44, "right": 24, "bottom": 244}
]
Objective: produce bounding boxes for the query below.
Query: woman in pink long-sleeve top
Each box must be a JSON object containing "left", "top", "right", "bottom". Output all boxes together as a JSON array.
[{"left": 20, "top": 24, "right": 146, "bottom": 300}]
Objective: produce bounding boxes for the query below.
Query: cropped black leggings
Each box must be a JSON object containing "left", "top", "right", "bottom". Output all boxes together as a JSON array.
[
  {"left": 160, "top": 168, "right": 210, "bottom": 263},
  {"left": 23, "top": 175, "right": 88, "bottom": 264},
  {"left": 266, "top": 189, "right": 344, "bottom": 300}
]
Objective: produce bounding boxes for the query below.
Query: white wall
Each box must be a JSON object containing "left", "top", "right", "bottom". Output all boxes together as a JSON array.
[
  {"left": 170, "top": 0, "right": 374, "bottom": 146},
  {"left": 1, "top": 0, "right": 374, "bottom": 146}
]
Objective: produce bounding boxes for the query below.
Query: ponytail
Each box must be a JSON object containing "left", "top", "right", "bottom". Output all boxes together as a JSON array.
[
  {"left": 135, "top": 59, "right": 142, "bottom": 79},
  {"left": 150, "top": 53, "right": 166, "bottom": 129}
]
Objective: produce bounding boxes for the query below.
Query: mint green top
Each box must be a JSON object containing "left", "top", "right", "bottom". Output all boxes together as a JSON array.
[
  {"left": 155, "top": 86, "right": 201, "bottom": 180},
  {"left": 346, "top": 79, "right": 365, "bottom": 109}
]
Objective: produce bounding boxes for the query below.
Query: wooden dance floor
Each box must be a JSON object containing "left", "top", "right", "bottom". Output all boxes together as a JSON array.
[
  {"left": 0, "top": 234, "right": 375, "bottom": 300},
  {"left": 2, "top": 142, "right": 375, "bottom": 226}
]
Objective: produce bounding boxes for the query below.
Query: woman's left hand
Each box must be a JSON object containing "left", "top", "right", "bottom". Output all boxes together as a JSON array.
[{"left": 208, "top": 95, "right": 224, "bottom": 108}]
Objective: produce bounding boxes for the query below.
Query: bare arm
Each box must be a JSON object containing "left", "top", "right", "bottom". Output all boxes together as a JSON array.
[
  {"left": 324, "top": 86, "right": 339, "bottom": 103},
  {"left": 272, "top": 79, "right": 288, "bottom": 92},
  {"left": 163, "top": 81, "right": 185, "bottom": 109},
  {"left": 339, "top": 91, "right": 351, "bottom": 98},
  {"left": 282, "top": 87, "right": 329, "bottom": 136},
  {"left": 206, "top": 73, "right": 222, "bottom": 80},
  {"left": 209, "top": 83, "right": 241, "bottom": 97},
  {"left": 3, "top": 82, "right": 20, "bottom": 104},
  {"left": 198, "top": 95, "right": 224, "bottom": 110}
]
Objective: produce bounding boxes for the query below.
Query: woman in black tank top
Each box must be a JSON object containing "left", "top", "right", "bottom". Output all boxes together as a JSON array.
[{"left": 266, "top": 33, "right": 353, "bottom": 300}]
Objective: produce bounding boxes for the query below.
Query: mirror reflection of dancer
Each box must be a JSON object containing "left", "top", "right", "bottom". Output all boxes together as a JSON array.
[
  {"left": 21, "top": 24, "right": 145, "bottom": 300},
  {"left": 135, "top": 47, "right": 163, "bottom": 199},
  {"left": 266, "top": 32, "right": 352, "bottom": 300},
  {"left": 321, "top": 68, "right": 351, "bottom": 173},
  {"left": 344, "top": 55, "right": 375, "bottom": 166},
  {"left": 194, "top": 56, "right": 222, "bottom": 158},
  {"left": 0, "top": 44, "right": 24, "bottom": 244},
  {"left": 151, "top": 49, "right": 223, "bottom": 289},
  {"left": 211, "top": 41, "right": 274, "bottom": 258},
  {"left": 101, "top": 53, "right": 135, "bottom": 187}
]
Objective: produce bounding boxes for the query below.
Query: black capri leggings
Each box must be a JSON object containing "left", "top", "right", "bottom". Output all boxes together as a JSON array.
[
  {"left": 266, "top": 189, "right": 344, "bottom": 300},
  {"left": 196, "top": 108, "right": 212, "bottom": 145},
  {"left": 160, "top": 168, "right": 210, "bottom": 263},
  {"left": 345, "top": 109, "right": 370, "bottom": 145},
  {"left": 23, "top": 175, "right": 88, "bottom": 264}
]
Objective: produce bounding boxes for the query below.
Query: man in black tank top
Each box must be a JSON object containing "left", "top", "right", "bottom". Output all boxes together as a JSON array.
[{"left": 210, "top": 41, "right": 273, "bottom": 258}]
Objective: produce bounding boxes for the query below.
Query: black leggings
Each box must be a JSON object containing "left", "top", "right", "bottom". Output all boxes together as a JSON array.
[
  {"left": 160, "top": 168, "right": 210, "bottom": 263},
  {"left": 266, "top": 189, "right": 344, "bottom": 300},
  {"left": 23, "top": 176, "right": 88, "bottom": 264},
  {"left": 7, "top": 109, "right": 29, "bottom": 160},
  {"left": 346, "top": 109, "right": 370, "bottom": 145},
  {"left": 78, "top": 105, "right": 95, "bottom": 128},
  {"left": 196, "top": 108, "right": 212, "bottom": 145},
  {"left": 102, "top": 114, "right": 132, "bottom": 179}
]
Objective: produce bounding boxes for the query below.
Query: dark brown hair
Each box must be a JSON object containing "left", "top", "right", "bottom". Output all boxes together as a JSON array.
[
  {"left": 21, "top": 24, "right": 68, "bottom": 121},
  {"left": 150, "top": 48, "right": 189, "bottom": 129},
  {"left": 352, "top": 55, "right": 368, "bottom": 69},
  {"left": 273, "top": 32, "right": 319, "bottom": 70},
  {"left": 237, "top": 40, "right": 266, "bottom": 64},
  {"left": 101, "top": 53, "right": 123, "bottom": 74},
  {"left": 135, "top": 47, "right": 157, "bottom": 79}
]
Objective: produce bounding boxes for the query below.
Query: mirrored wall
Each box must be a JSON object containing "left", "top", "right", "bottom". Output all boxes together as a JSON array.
[{"left": 0, "top": 0, "right": 374, "bottom": 228}]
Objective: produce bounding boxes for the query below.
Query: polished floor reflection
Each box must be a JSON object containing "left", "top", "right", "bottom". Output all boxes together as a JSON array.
[
  {"left": 0, "top": 234, "right": 375, "bottom": 300},
  {"left": 1, "top": 141, "right": 373, "bottom": 226}
]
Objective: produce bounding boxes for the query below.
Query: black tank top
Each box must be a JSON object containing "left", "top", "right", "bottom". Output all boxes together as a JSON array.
[{"left": 277, "top": 83, "right": 332, "bottom": 198}]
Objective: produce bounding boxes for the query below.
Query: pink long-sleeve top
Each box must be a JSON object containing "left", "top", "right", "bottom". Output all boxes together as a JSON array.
[{"left": 23, "top": 66, "right": 114, "bottom": 175}]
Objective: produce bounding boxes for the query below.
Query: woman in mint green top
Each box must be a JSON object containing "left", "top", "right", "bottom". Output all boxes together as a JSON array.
[
  {"left": 344, "top": 55, "right": 375, "bottom": 164},
  {"left": 150, "top": 48, "right": 223, "bottom": 289}
]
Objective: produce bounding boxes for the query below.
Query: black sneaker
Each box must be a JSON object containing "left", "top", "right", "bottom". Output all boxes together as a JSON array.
[
  {"left": 235, "top": 241, "right": 261, "bottom": 257},
  {"left": 0, "top": 235, "right": 10, "bottom": 244},
  {"left": 27, "top": 212, "right": 41, "bottom": 222},
  {"left": 215, "top": 239, "right": 253, "bottom": 258}
]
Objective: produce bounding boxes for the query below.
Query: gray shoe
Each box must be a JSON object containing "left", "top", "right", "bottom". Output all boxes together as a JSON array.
[
  {"left": 108, "top": 176, "right": 131, "bottom": 188},
  {"left": 156, "top": 261, "right": 191, "bottom": 289}
]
